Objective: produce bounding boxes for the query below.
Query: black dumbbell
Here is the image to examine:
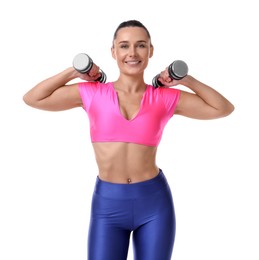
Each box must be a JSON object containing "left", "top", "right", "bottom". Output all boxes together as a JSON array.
[
  {"left": 152, "top": 60, "right": 188, "bottom": 88},
  {"left": 73, "top": 53, "right": 107, "bottom": 83}
]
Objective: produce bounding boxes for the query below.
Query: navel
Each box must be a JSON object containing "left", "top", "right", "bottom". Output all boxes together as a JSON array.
[{"left": 127, "top": 178, "right": 132, "bottom": 184}]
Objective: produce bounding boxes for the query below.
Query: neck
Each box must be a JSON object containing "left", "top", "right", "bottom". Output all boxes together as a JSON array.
[{"left": 114, "top": 75, "right": 146, "bottom": 93}]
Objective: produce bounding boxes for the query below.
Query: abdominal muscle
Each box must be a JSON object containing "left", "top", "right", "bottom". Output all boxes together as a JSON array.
[{"left": 92, "top": 142, "right": 159, "bottom": 184}]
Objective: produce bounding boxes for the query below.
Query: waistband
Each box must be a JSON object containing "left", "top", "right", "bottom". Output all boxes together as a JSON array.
[{"left": 94, "top": 169, "right": 169, "bottom": 199}]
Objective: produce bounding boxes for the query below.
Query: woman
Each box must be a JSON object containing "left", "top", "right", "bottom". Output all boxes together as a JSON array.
[{"left": 23, "top": 20, "right": 234, "bottom": 260}]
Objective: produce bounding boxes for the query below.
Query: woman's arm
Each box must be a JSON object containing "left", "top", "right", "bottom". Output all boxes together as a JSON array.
[
  {"left": 158, "top": 73, "right": 235, "bottom": 120},
  {"left": 23, "top": 65, "right": 101, "bottom": 111}
]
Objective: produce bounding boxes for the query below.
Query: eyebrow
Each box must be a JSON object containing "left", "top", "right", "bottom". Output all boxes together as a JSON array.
[{"left": 118, "top": 40, "right": 147, "bottom": 44}]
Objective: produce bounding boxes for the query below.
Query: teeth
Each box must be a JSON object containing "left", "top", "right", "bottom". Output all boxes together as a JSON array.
[{"left": 126, "top": 61, "right": 139, "bottom": 64}]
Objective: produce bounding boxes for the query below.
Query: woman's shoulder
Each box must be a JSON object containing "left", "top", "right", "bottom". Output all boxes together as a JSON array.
[
  {"left": 78, "top": 81, "right": 113, "bottom": 90},
  {"left": 146, "top": 84, "right": 180, "bottom": 96}
]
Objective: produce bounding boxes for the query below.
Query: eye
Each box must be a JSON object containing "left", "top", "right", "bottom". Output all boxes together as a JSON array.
[
  {"left": 138, "top": 43, "right": 146, "bottom": 48},
  {"left": 120, "top": 44, "right": 128, "bottom": 49}
]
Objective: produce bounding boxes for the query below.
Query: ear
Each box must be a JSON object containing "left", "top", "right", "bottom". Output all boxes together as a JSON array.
[
  {"left": 149, "top": 45, "right": 154, "bottom": 58},
  {"left": 111, "top": 47, "right": 116, "bottom": 60}
]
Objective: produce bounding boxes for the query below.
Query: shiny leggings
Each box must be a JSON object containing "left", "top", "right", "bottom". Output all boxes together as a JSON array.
[{"left": 88, "top": 169, "right": 176, "bottom": 260}]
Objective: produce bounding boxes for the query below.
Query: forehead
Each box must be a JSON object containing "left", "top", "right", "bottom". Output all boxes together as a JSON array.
[{"left": 114, "top": 27, "right": 150, "bottom": 43}]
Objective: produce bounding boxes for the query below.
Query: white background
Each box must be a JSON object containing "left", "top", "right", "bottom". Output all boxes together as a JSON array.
[{"left": 0, "top": 0, "right": 258, "bottom": 259}]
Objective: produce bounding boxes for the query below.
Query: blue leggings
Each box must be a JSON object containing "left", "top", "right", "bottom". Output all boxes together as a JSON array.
[{"left": 88, "top": 169, "right": 176, "bottom": 260}]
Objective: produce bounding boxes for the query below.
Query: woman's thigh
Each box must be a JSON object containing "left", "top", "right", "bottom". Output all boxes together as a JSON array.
[
  {"left": 88, "top": 193, "right": 132, "bottom": 260},
  {"left": 88, "top": 219, "right": 131, "bottom": 260},
  {"left": 133, "top": 189, "right": 176, "bottom": 260}
]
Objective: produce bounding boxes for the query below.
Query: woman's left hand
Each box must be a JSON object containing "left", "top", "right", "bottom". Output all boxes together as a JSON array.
[{"left": 157, "top": 67, "right": 179, "bottom": 87}]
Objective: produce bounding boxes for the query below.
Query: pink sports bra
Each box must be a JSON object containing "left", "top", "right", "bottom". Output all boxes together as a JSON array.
[{"left": 78, "top": 82, "right": 180, "bottom": 147}]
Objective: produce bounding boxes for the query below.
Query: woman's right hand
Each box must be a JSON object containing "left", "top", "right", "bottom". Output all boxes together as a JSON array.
[{"left": 77, "top": 63, "right": 101, "bottom": 82}]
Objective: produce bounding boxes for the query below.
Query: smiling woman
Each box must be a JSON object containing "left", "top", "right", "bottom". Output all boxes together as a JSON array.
[{"left": 23, "top": 19, "right": 234, "bottom": 260}]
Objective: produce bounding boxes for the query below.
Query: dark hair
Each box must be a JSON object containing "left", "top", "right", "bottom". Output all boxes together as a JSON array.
[{"left": 113, "top": 20, "right": 151, "bottom": 41}]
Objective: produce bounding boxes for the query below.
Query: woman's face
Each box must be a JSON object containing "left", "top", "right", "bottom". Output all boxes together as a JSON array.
[{"left": 111, "top": 27, "right": 153, "bottom": 76}]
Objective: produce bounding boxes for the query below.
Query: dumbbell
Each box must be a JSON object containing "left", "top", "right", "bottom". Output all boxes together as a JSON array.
[
  {"left": 152, "top": 60, "right": 188, "bottom": 88},
  {"left": 73, "top": 53, "right": 107, "bottom": 83}
]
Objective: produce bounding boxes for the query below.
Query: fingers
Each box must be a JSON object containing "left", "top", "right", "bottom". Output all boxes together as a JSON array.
[
  {"left": 75, "top": 63, "right": 101, "bottom": 81},
  {"left": 79, "top": 72, "right": 101, "bottom": 82},
  {"left": 88, "top": 64, "right": 100, "bottom": 77},
  {"left": 160, "top": 71, "right": 173, "bottom": 83}
]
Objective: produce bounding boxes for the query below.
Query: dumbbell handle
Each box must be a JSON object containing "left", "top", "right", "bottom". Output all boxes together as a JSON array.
[
  {"left": 73, "top": 53, "right": 106, "bottom": 83},
  {"left": 152, "top": 60, "right": 188, "bottom": 88}
]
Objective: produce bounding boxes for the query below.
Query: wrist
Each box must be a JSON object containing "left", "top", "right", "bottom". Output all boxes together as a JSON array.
[
  {"left": 63, "top": 67, "right": 81, "bottom": 81},
  {"left": 180, "top": 75, "right": 198, "bottom": 88}
]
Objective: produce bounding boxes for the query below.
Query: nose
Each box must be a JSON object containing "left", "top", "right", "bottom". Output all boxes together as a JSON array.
[{"left": 128, "top": 46, "right": 137, "bottom": 57}]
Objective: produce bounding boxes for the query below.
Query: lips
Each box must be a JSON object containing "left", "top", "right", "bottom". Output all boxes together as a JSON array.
[{"left": 125, "top": 61, "right": 141, "bottom": 64}]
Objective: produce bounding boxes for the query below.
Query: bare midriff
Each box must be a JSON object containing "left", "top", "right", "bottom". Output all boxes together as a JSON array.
[{"left": 92, "top": 142, "right": 159, "bottom": 184}]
